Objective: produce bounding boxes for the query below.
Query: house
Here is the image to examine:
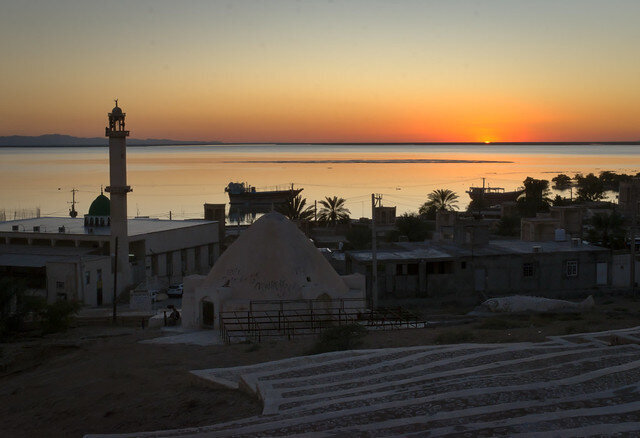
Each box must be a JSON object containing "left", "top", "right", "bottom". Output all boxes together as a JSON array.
[
  {"left": 346, "top": 235, "right": 610, "bottom": 306},
  {"left": 0, "top": 194, "right": 221, "bottom": 306}
]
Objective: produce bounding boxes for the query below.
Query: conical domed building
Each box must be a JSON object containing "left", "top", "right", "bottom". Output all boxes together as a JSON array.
[{"left": 182, "top": 212, "right": 365, "bottom": 329}]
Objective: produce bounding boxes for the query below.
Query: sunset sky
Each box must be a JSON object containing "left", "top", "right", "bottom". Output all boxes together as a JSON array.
[{"left": 1, "top": 0, "right": 639, "bottom": 143}]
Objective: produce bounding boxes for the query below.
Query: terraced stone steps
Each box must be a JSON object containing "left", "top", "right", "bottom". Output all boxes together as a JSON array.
[{"left": 86, "top": 326, "right": 640, "bottom": 437}]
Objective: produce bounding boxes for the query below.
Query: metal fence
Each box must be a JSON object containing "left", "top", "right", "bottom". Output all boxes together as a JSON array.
[{"left": 219, "top": 298, "right": 428, "bottom": 344}]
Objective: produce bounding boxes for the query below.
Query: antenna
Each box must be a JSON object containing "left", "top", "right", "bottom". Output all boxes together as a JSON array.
[{"left": 68, "top": 188, "right": 78, "bottom": 218}]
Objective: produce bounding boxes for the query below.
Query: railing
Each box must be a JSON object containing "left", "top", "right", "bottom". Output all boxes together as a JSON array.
[{"left": 219, "top": 298, "right": 427, "bottom": 344}]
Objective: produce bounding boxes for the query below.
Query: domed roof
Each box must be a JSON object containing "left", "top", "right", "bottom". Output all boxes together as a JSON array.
[
  {"left": 111, "top": 105, "right": 123, "bottom": 117},
  {"left": 88, "top": 194, "right": 110, "bottom": 216},
  {"left": 202, "top": 212, "right": 348, "bottom": 301}
]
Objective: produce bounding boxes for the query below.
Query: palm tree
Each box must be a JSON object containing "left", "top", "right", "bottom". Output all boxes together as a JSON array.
[
  {"left": 276, "top": 195, "right": 314, "bottom": 221},
  {"left": 587, "top": 211, "right": 626, "bottom": 249},
  {"left": 420, "top": 189, "right": 459, "bottom": 214},
  {"left": 318, "top": 196, "right": 350, "bottom": 226}
]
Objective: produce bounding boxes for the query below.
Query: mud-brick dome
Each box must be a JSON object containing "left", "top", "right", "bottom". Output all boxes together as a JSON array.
[
  {"left": 88, "top": 194, "right": 110, "bottom": 216},
  {"left": 202, "top": 212, "right": 348, "bottom": 301}
]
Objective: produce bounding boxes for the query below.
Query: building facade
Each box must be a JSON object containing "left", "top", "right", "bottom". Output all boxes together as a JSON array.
[
  {"left": 346, "top": 239, "right": 611, "bottom": 306},
  {"left": 0, "top": 214, "right": 220, "bottom": 306}
]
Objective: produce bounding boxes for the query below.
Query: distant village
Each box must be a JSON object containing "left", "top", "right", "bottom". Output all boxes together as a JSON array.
[{"left": 1, "top": 104, "right": 639, "bottom": 339}]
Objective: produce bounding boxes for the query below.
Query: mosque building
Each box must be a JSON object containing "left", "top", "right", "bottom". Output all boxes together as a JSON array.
[{"left": 0, "top": 102, "right": 221, "bottom": 306}]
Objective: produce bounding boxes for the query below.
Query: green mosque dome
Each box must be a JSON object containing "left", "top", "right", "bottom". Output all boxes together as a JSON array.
[{"left": 88, "top": 194, "right": 110, "bottom": 216}]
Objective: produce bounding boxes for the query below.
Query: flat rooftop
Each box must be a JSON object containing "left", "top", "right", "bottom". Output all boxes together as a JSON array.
[
  {"left": 348, "top": 239, "right": 607, "bottom": 262},
  {"left": 0, "top": 244, "right": 104, "bottom": 267},
  {"left": 0, "top": 217, "right": 216, "bottom": 237}
]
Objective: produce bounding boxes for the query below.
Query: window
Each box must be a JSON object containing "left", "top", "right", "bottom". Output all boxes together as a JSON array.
[
  {"left": 522, "top": 263, "right": 534, "bottom": 277},
  {"left": 461, "top": 261, "right": 467, "bottom": 269},
  {"left": 566, "top": 260, "right": 578, "bottom": 277},
  {"left": 56, "top": 281, "right": 65, "bottom": 289},
  {"left": 85, "top": 271, "right": 91, "bottom": 285},
  {"left": 407, "top": 263, "right": 419, "bottom": 275}
]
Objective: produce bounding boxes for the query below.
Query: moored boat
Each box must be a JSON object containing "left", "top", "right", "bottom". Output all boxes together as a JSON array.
[
  {"left": 467, "top": 179, "right": 523, "bottom": 205},
  {"left": 225, "top": 182, "right": 302, "bottom": 205}
]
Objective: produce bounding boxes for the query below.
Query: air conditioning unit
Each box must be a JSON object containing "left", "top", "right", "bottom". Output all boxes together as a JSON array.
[
  {"left": 533, "top": 245, "right": 541, "bottom": 253},
  {"left": 11, "top": 225, "right": 19, "bottom": 231},
  {"left": 33, "top": 226, "right": 40, "bottom": 232},
  {"left": 58, "top": 226, "right": 66, "bottom": 233}
]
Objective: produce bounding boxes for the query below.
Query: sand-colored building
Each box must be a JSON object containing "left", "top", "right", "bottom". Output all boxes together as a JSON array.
[{"left": 182, "top": 212, "right": 365, "bottom": 329}]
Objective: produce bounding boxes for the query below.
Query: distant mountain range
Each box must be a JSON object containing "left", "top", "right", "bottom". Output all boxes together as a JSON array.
[
  {"left": 0, "top": 134, "right": 220, "bottom": 147},
  {"left": 1, "top": 135, "right": 638, "bottom": 147}
]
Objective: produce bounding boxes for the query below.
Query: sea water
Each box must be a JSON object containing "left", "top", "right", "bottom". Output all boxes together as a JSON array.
[{"left": 0, "top": 144, "right": 638, "bottom": 221}]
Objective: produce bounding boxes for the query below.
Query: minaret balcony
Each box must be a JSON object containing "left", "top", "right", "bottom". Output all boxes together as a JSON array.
[
  {"left": 105, "top": 129, "right": 130, "bottom": 138},
  {"left": 105, "top": 185, "right": 132, "bottom": 194}
]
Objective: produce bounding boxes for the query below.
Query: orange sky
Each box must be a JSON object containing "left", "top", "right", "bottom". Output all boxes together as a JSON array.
[{"left": 1, "top": 1, "right": 639, "bottom": 143}]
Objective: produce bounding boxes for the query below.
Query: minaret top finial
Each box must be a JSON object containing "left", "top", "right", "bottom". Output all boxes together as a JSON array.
[
  {"left": 101, "top": 185, "right": 103, "bottom": 195},
  {"left": 114, "top": 98, "right": 118, "bottom": 108}
]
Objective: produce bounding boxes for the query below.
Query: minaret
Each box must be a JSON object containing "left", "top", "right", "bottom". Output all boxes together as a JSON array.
[{"left": 104, "top": 100, "right": 131, "bottom": 293}]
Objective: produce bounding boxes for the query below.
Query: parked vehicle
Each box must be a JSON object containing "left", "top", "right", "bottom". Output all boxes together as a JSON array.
[{"left": 167, "top": 284, "right": 183, "bottom": 298}]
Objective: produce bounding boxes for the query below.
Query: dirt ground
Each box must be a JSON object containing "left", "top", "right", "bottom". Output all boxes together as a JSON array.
[{"left": 2, "top": 294, "right": 640, "bottom": 438}]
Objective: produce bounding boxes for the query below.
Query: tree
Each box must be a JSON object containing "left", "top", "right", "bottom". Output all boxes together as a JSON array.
[
  {"left": 467, "top": 198, "right": 488, "bottom": 213},
  {"left": 517, "top": 177, "right": 551, "bottom": 217},
  {"left": 575, "top": 173, "right": 605, "bottom": 202},
  {"left": 586, "top": 211, "right": 626, "bottom": 249},
  {"left": 418, "top": 204, "right": 437, "bottom": 220},
  {"left": 395, "top": 213, "right": 432, "bottom": 242},
  {"left": 552, "top": 174, "right": 573, "bottom": 191},
  {"left": 598, "top": 171, "right": 632, "bottom": 192},
  {"left": 420, "top": 189, "right": 459, "bottom": 214},
  {"left": 317, "top": 196, "right": 350, "bottom": 226},
  {"left": 552, "top": 194, "right": 572, "bottom": 206},
  {"left": 276, "top": 194, "right": 314, "bottom": 221},
  {"left": 495, "top": 215, "right": 520, "bottom": 236}
]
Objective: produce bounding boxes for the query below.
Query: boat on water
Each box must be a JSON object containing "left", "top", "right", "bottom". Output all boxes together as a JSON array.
[
  {"left": 467, "top": 179, "right": 524, "bottom": 205},
  {"left": 225, "top": 182, "right": 302, "bottom": 205}
]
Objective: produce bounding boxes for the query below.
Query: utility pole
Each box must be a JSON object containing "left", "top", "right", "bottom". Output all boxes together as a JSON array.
[
  {"left": 632, "top": 208, "right": 637, "bottom": 295},
  {"left": 112, "top": 237, "right": 118, "bottom": 323},
  {"left": 68, "top": 188, "right": 78, "bottom": 218},
  {"left": 371, "top": 193, "right": 382, "bottom": 310}
]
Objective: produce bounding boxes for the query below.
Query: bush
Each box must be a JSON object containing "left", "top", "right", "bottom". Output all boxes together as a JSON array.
[
  {"left": 434, "top": 330, "right": 475, "bottom": 345},
  {"left": 307, "top": 323, "right": 367, "bottom": 355},
  {"left": 41, "top": 300, "right": 81, "bottom": 334}
]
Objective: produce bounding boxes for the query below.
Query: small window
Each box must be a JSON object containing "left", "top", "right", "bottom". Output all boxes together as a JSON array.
[
  {"left": 407, "top": 263, "right": 419, "bottom": 275},
  {"left": 56, "top": 281, "right": 65, "bottom": 289},
  {"left": 461, "top": 261, "right": 467, "bottom": 269},
  {"left": 522, "top": 263, "right": 534, "bottom": 277},
  {"left": 566, "top": 260, "right": 578, "bottom": 277},
  {"left": 85, "top": 271, "right": 91, "bottom": 285},
  {"left": 396, "top": 264, "right": 404, "bottom": 275}
]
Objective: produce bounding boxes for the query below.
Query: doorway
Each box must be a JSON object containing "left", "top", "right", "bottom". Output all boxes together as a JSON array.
[
  {"left": 202, "top": 300, "right": 214, "bottom": 327},
  {"left": 96, "top": 269, "right": 103, "bottom": 306}
]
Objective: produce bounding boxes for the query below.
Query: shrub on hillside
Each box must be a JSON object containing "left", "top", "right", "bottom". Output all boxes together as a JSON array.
[
  {"left": 307, "top": 323, "right": 367, "bottom": 355},
  {"left": 41, "top": 300, "right": 81, "bottom": 334}
]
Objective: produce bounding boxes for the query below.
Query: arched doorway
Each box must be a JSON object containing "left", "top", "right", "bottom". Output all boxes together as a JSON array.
[{"left": 201, "top": 299, "right": 215, "bottom": 328}]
